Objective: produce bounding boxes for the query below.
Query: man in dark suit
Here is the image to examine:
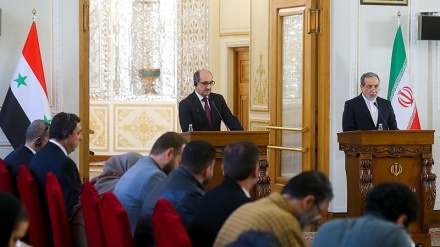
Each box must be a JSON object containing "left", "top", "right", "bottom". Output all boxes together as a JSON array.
[
  {"left": 342, "top": 72, "right": 398, "bottom": 131},
  {"left": 133, "top": 140, "right": 216, "bottom": 247},
  {"left": 4, "top": 119, "right": 50, "bottom": 194},
  {"left": 179, "top": 69, "right": 244, "bottom": 132},
  {"left": 29, "top": 112, "right": 83, "bottom": 220},
  {"left": 188, "top": 141, "right": 259, "bottom": 247}
]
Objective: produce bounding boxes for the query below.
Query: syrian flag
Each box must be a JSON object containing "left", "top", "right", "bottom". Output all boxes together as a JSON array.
[
  {"left": 0, "top": 21, "right": 51, "bottom": 149},
  {"left": 387, "top": 21, "right": 421, "bottom": 130}
]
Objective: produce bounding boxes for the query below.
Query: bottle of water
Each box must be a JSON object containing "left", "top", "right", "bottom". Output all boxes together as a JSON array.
[
  {"left": 378, "top": 123, "right": 383, "bottom": 131},
  {"left": 188, "top": 124, "right": 193, "bottom": 132}
]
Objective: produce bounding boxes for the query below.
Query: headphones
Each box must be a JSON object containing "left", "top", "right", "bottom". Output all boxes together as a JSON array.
[
  {"left": 61, "top": 113, "right": 71, "bottom": 139},
  {"left": 35, "top": 126, "right": 49, "bottom": 147}
]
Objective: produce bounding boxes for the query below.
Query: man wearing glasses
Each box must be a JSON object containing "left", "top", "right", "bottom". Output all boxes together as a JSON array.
[
  {"left": 342, "top": 72, "right": 398, "bottom": 131},
  {"left": 179, "top": 69, "right": 244, "bottom": 131}
]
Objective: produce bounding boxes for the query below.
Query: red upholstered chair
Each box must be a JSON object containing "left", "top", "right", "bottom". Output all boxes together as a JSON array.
[
  {"left": 45, "top": 172, "right": 72, "bottom": 247},
  {"left": 0, "top": 158, "right": 13, "bottom": 193},
  {"left": 16, "top": 165, "right": 49, "bottom": 247},
  {"left": 81, "top": 181, "right": 106, "bottom": 247},
  {"left": 152, "top": 198, "right": 192, "bottom": 247},
  {"left": 100, "top": 191, "right": 133, "bottom": 247}
]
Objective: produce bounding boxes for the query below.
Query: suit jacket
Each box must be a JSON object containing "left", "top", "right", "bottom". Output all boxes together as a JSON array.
[
  {"left": 342, "top": 94, "right": 398, "bottom": 131},
  {"left": 29, "top": 141, "right": 82, "bottom": 219},
  {"left": 311, "top": 215, "right": 413, "bottom": 247},
  {"left": 179, "top": 91, "right": 244, "bottom": 131},
  {"left": 188, "top": 177, "right": 252, "bottom": 247},
  {"left": 4, "top": 144, "right": 34, "bottom": 194},
  {"left": 133, "top": 167, "right": 205, "bottom": 247}
]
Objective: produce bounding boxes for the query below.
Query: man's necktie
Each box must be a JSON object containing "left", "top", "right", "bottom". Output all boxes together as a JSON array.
[
  {"left": 369, "top": 101, "right": 378, "bottom": 126},
  {"left": 202, "top": 97, "right": 212, "bottom": 127}
]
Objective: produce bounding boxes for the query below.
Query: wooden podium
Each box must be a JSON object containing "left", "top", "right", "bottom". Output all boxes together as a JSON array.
[
  {"left": 181, "top": 131, "right": 270, "bottom": 199},
  {"left": 338, "top": 130, "right": 436, "bottom": 247}
]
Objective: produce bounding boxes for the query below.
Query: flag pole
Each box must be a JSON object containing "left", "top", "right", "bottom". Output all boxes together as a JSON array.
[
  {"left": 397, "top": 11, "right": 401, "bottom": 26},
  {"left": 32, "top": 8, "right": 36, "bottom": 21}
]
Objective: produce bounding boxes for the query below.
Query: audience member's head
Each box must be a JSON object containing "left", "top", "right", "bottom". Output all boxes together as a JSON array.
[
  {"left": 0, "top": 192, "right": 29, "bottom": 247},
  {"left": 180, "top": 140, "right": 216, "bottom": 185},
  {"left": 25, "top": 119, "right": 50, "bottom": 152},
  {"left": 49, "top": 112, "right": 83, "bottom": 154},
  {"left": 365, "top": 182, "right": 418, "bottom": 228},
  {"left": 222, "top": 141, "right": 259, "bottom": 189},
  {"left": 282, "top": 170, "right": 333, "bottom": 229},
  {"left": 225, "top": 230, "right": 282, "bottom": 247},
  {"left": 91, "top": 152, "right": 144, "bottom": 195},
  {"left": 149, "top": 132, "right": 187, "bottom": 174}
]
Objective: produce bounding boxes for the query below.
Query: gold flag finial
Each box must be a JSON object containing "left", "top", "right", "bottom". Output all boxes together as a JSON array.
[
  {"left": 397, "top": 11, "right": 401, "bottom": 17},
  {"left": 32, "top": 8, "right": 36, "bottom": 20}
]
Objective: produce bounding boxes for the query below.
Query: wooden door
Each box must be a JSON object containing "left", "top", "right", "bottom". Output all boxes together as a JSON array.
[
  {"left": 234, "top": 47, "right": 249, "bottom": 130},
  {"left": 269, "top": 0, "right": 329, "bottom": 192}
]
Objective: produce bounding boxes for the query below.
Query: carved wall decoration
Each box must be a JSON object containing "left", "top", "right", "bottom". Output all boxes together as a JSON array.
[
  {"left": 251, "top": 52, "right": 269, "bottom": 111},
  {"left": 90, "top": 104, "right": 109, "bottom": 152},
  {"left": 249, "top": 119, "right": 269, "bottom": 131},
  {"left": 114, "top": 103, "right": 176, "bottom": 152}
]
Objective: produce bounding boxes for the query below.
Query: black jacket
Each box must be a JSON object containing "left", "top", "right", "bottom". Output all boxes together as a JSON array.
[
  {"left": 189, "top": 177, "right": 252, "bottom": 247},
  {"left": 342, "top": 94, "right": 398, "bottom": 131},
  {"left": 179, "top": 91, "right": 244, "bottom": 132}
]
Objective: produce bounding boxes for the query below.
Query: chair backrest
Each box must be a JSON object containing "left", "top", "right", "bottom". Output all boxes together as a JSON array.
[
  {"left": 0, "top": 158, "right": 13, "bottom": 193},
  {"left": 152, "top": 198, "right": 192, "bottom": 247},
  {"left": 100, "top": 191, "right": 133, "bottom": 247},
  {"left": 45, "top": 172, "right": 72, "bottom": 247},
  {"left": 81, "top": 181, "right": 106, "bottom": 247},
  {"left": 16, "top": 165, "right": 49, "bottom": 247}
]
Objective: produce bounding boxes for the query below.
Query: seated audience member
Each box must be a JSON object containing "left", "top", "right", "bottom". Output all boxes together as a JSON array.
[
  {"left": 29, "top": 112, "right": 83, "bottom": 219},
  {"left": 0, "top": 191, "right": 30, "bottom": 247},
  {"left": 225, "top": 231, "right": 282, "bottom": 247},
  {"left": 189, "top": 141, "right": 259, "bottom": 247},
  {"left": 91, "top": 152, "right": 144, "bottom": 195},
  {"left": 114, "top": 132, "right": 187, "bottom": 234},
  {"left": 214, "top": 170, "right": 333, "bottom": 247},
  {"left": 133, "top": 140, "right": 216, "bottom": 247},
  {"left": 4, "top": 119, "right": 50, "bottom": 193},
  {"left": 311, "top": 182, "right": 418, "bottom": 247}
]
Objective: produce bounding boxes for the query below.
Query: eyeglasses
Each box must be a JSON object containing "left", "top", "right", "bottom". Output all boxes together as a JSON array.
[{"left": 198, "top": 81, "right": 215, "bottom": 86}]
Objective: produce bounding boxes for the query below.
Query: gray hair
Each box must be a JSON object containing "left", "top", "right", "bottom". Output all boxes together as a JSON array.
[{"left": 360, "top": 72, "right": 380, "bottom": 86}]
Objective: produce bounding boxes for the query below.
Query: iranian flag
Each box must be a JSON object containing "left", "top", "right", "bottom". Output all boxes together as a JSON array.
[
  {"left": 0, "top": 21, "right": 51, "bottom": 148},
  {"left": 387, "top": 22, "right": 421, "bottom": 130}
]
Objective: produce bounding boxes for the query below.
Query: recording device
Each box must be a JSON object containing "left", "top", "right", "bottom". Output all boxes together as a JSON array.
[
  {"left": 35, "top": 126, "right": 49, "bottom": 147},
  {"left": 374, "top": 102, "right": 388, "bottom": 130},
  {"left": 210, "top": 100, "right": 230, "bottom": 131},
  {"left": 61, "top": 113, "right": 71, "bottom": 139}
]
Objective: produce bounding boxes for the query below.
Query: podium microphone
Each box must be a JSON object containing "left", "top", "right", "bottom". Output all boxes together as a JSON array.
[
  {"left": 374, "top": 102, "right": 388, "bottom": 130},
  {"left": 210, "top": 100, "right": 230, "bottom": 131}
]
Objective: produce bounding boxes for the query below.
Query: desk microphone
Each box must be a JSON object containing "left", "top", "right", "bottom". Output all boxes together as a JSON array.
[
  {"left": 210, "top": 100, "right": 230, "bottom": 131},
  {"left": 374, "top": 102, "right": 388, "bottom": 130}
]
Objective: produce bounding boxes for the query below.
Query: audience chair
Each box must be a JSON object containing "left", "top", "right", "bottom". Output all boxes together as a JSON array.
[
  {"left": 16, "top": 165, "right": 49, "bottom": 247},
  {"left": 45, "top": 172, "right": 72, "bottom": 247},
  {"left": 152, "top": 198, "right": 192, "bottom": 247},
  {"left": 81, "top": 181, "right": 106, "bottom": 247},
  {"left": 100, "top": 191, "right": 133, "bottom": 247},
  {"left": 0, "top": 158, "right": 13, "bottom": 193}
]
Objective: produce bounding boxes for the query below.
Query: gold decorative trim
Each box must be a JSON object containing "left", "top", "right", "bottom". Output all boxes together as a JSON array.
[
  {"left": 390, "top": 163, "right": 403, "bottom": 176},
  {"left": 250, "top": 51, "right": 269, "bottom": 112}
]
